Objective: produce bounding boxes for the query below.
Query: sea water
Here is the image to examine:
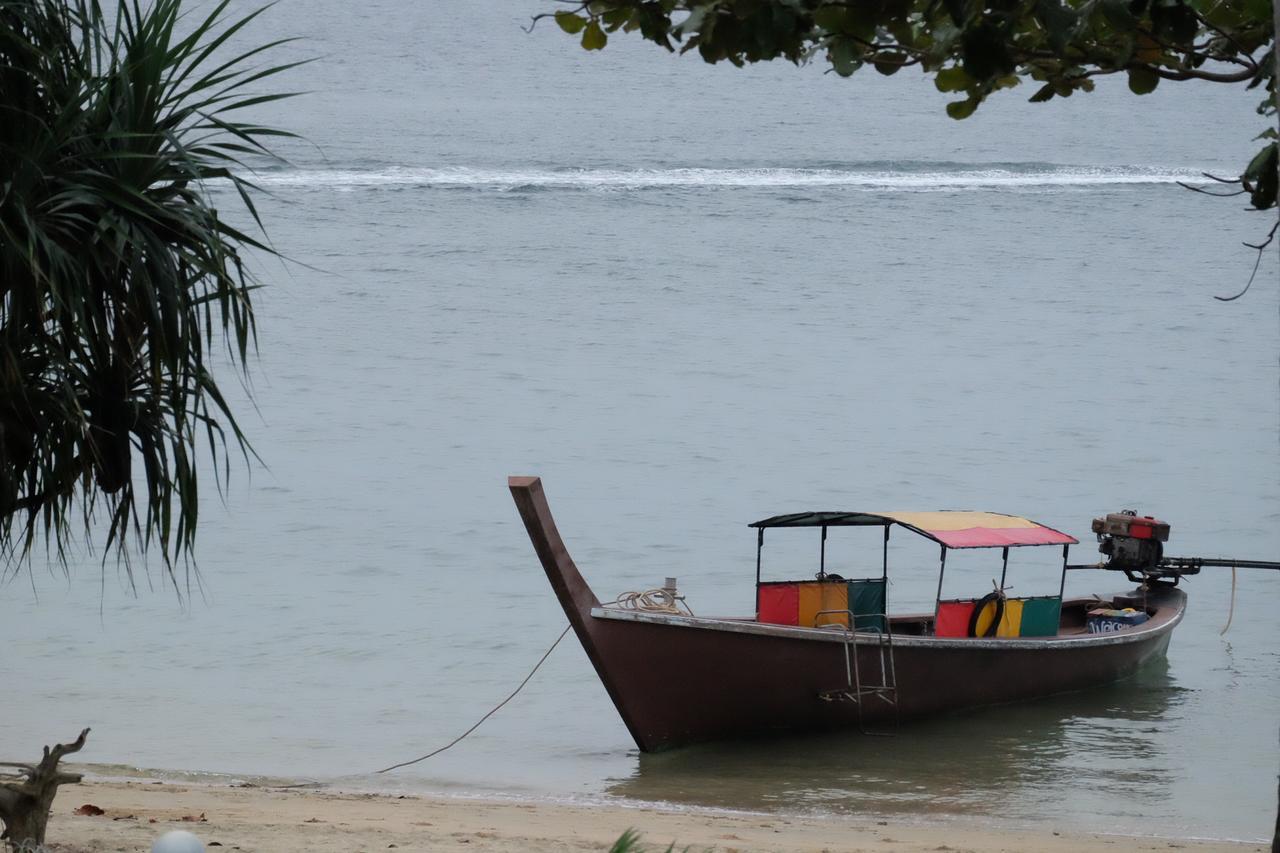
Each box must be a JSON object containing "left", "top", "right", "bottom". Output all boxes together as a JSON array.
[{"left": 1, "top": 0, "right": 1278, "bottom": 842}]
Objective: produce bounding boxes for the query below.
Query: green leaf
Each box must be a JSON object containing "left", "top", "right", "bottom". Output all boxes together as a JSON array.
[
  {"left": 1127, "top": 65, "right": 1159, "bottom": 94},
  {"left": 962, "top": 22, "right": 1014, "bottom": 79},
  {"left": 554, "top": 11, "right": 587, "bottom": 34},
  {"left": 946, "top": 97, "right": 979, "bottom": 118},
  {"left": 602, "top": 8, "right": 632, "bottom": 30},
  {"left": 1151, "top": 3, "right": 1198, "bottom": 43},
  {"left": 829, "top": 38, "right": 861, "bottom": 76},
  {"left": 873, "top": 54, "right": 907, "bottom": 75},
  {"left": 886, "top": 16, "right": 913, "bottom": 43},
  {"left": 1243, "top": 143, "right": 1277, "bottom": 209},
  {"left": 582, "top": 19, "right": 608, "bottom": 50},
  {"left": 1033, "top": 0, "right": 1079, "bottom": 54},
  {"left": 943, "top": 0, "right": 970, "bottom": 26},
  {"left": 1098, "top": 0, "right": 1139, "bottom": 31},
  {"left": 934, "top": 65, "right": 972, "bottom": 92},
  {"left": 1029, "top": 82, "right": 1056, "bottom": 101},
  {"left": 1243, "top": 0, "right": 1271, "bottom": 19},
  {"left": 1243, "top": 142, "right": 1276, "bottom": 181},
  {"left": 812, "top": 6, "right": 850, "bottom": 31}
]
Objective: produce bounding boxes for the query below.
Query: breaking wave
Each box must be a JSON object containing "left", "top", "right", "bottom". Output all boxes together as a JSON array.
[{"left": 244, "top": 163, "right": 1214, "bottom": 192}]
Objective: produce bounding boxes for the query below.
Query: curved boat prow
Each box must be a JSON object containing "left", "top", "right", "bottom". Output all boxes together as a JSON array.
[
  {"left": 510, "top": 476, "right": 656, "bottom": 747},
  {"left": 508, "top": 475, "right": 602, "bottom": 624}
]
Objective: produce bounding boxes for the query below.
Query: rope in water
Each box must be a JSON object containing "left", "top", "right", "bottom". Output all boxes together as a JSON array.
[
  {"left": 374, "top": 624, "right": 571, "bottom": 774},
  {"left": 374, "top": 587, "right": 692, "bottom": 774},
  {"left": 1219, "top": 565, "right": 1237, "bottom": 636}
]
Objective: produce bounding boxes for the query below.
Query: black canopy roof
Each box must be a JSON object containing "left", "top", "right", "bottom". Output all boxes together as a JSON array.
[{"left": 749, "top": 512, "right": 891, "bottom": 529}]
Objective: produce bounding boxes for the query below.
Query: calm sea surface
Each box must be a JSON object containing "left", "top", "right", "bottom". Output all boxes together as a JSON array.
[{"left": 2, "top": 0, "right": 1278, "bottom": 842}]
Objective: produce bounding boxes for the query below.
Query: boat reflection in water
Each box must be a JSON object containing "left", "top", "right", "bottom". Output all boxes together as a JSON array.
[{"left": 606, "top": 659, "right": 1185, "bottom": 826}]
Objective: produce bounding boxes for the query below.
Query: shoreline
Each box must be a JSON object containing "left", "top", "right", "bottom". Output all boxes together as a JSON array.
[
  {"left": 43, "top": 778, "right": 1269, "bottom": 852},
  {"left": 67, "top": 763, "right": 1272, "bottom": 844}
]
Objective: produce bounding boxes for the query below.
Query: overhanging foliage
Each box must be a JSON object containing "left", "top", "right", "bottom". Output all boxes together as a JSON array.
[
  {"left": 541, "top": 0, "right": 1277, "bottom": 210},
  {"left": 0, "top": 0, "right": 300, "bottom": 577}
]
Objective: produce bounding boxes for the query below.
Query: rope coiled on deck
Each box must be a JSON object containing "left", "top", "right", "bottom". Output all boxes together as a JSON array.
[{"left": 604, "top": 588, "right": 695, "bottom": 616}]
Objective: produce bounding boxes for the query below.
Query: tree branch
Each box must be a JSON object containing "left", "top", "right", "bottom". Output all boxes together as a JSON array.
[
  {"left": 1178, "top": 181, "right": 1248, "bottom": 196},
  {"left": 1216, "top": 220, "right": 1279, "bottom": 301},
  {"left": 1193, "top": 9, "right": 1254, "bottom": 60},
  {"left": 0, "top": 780, "right": 43, "bottom": 799},
  {"left": 1146, "top": 63, "right": 1258, "bottom": 82},
  {"left": 41, "top": 728, "right": 89, "bottom": 769}
]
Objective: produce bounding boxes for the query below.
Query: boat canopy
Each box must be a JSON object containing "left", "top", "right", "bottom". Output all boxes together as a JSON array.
[{"left": 749, "top": 510, "right": 1077, "bottom": 550}]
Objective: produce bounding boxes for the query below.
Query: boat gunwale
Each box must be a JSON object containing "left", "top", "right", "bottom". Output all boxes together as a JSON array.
[{"left": 589, "top": 596, "right": 1184, "bottom": 651}]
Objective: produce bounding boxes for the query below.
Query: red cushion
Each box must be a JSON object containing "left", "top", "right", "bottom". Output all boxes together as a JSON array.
[
  {"left": 758, "top": 583, "right": 799, "bottom": 625},
  {"left": 936, "top": 600, "right": 976, "bottom": 637}
]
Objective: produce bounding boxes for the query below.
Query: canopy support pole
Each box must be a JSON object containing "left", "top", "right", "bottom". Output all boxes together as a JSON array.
[
  {"left": 882, "top": 525, "right": 890, "bottom": 582},
  {"left": 999, "top": 547, "right": 1010, "bottom": 590},
  {"left": 1058, "top": 543, "right": 1070, "bottom": 600},
  {"left": 755, "top": 528, "right": 764, "bottom": 619},
  {"left": 932, "top": 545, "right": 948, "bottom": 632},
  {"left": 819, "top": 525, "right": 827, "bottom": 580}
]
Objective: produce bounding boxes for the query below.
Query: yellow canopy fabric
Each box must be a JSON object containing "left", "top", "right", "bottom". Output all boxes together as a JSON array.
[
  {"left": 748, "top": 510, "right": 1077, "bottom": 549},
  {"left": 875, "top": 511, "right": 1076, "bottom": 549}
]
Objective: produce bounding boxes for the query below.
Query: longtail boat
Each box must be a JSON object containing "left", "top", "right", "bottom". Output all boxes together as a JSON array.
[{"left": 509, "top": 476, "right": 1228, "bottom": 753}]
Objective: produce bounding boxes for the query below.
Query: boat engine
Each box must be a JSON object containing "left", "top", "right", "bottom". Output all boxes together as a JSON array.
[
  {"left": 1093, "top": 511, "right": 1179, "bottom": 583},
  {"left": 1083, "top": 510, "right": 1280, "bottom": 583}
]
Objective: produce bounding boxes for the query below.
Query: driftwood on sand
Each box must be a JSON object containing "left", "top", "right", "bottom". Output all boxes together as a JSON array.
[{"left": 0, "top": 729, "right": 89, "bottom": 849}]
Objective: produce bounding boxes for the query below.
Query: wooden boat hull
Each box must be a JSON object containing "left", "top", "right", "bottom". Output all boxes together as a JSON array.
[{"left": 509, "top": 476, "right": 1186, "bottom": 752}]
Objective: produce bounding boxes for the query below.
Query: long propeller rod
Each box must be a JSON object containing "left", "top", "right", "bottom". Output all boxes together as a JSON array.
[
  {"left": 1158, "top": 557, "right": 1280, "bottom": 571},
  {"left": 1063, "top": 558, "right": 1280, "bottom": 574}
]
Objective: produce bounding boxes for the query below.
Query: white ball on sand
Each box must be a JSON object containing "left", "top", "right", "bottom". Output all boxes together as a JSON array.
[{"left": 151, "top": 829, "right": 205, "bottom": 853}]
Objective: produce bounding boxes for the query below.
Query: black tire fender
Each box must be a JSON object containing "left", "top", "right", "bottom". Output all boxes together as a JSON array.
[{"left": 967, "top": 591, "right": 1005, "bottom": 638}]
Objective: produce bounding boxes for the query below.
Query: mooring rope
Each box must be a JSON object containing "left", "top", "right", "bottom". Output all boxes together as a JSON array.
[
  {"left": 375, "top": 624, "right": 572, "bottom": 774},
  {"left": 374, "top": 587, "right": 694, "bottom": 774},
  {"left": 1219, "top": 565, "right": 1237, "bottom": 636},
  {"left": 604, "top": 587, "right": 695, "bottom": 616}
]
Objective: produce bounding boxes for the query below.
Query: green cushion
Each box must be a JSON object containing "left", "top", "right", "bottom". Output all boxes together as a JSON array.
[
  {"left": 1019, "top": 596, "right": 1061, "bottom": 637},
  {"left": 849, "top": 578, "right": 887, "bottom": 633}
]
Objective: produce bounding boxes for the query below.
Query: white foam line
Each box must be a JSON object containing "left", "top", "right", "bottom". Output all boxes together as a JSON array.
[{"left": 245, "top": 165, "right": 1214, "bottom": 191}]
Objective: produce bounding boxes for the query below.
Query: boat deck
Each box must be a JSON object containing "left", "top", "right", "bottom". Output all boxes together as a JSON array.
[{"left": 592, "top": 590, "right": 1182, "bottom": 651}]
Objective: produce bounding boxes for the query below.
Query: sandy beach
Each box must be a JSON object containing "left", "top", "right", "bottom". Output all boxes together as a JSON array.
[{"left": 40, "top": 779, "right": 1267, "bottom": 853}]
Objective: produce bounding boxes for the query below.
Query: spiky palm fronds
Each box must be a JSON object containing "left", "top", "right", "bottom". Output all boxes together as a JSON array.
[
  {"left": 608, "top": 829, "right": 698, "bottom": 852},
  {"left": 0, "top": 0, "right": 300, "bottom": 579},
  {"left": 609, "top": 829, "right": 644, "bottom": 853}
]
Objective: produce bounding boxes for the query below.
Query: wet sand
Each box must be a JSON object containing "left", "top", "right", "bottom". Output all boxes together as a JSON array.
[{"left": 43, "top": 779, "right": 1268, "bottom": 852}]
